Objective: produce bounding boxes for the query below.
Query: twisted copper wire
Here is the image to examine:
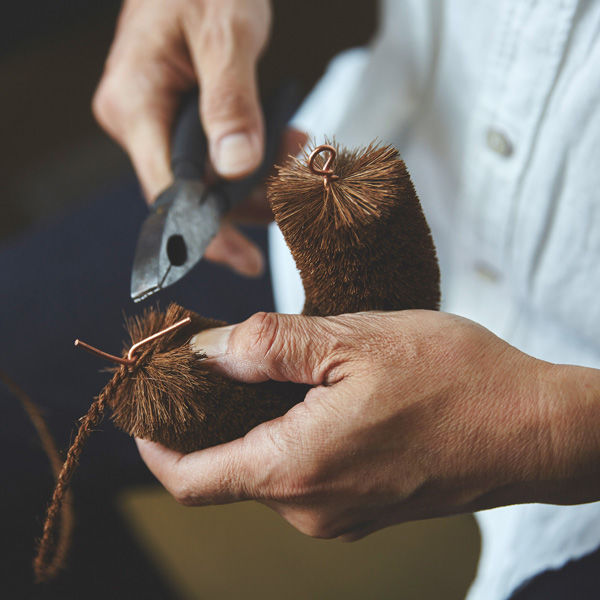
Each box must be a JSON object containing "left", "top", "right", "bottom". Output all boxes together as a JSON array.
[
  {"left": 74, "top": 317, "right": 192, "bottom": 366},
  {"left": 308, "top": 144, "right": 339, "bottom": 190}
]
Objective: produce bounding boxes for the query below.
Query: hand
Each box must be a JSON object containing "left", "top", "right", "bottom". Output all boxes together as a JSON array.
[
  {"left": 93, "top": 0, "right": 299, "bottom": 277},
  {"left": 136, "top": 311, "right": 600, "bottom": 540}
]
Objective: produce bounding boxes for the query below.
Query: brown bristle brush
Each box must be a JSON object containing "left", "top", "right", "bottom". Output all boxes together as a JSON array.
[{"left": 34, "top": 141, "right": 440, "bottom": 581}]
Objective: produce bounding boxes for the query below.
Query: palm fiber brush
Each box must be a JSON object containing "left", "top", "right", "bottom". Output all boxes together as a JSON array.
[{"left": 35, "top": 141, "right": 440, "bottom": 581}]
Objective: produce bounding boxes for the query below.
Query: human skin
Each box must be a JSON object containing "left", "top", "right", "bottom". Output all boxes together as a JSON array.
[
  {"left": 137, "top": 310, "right": 600, "bottom": 541},
  {"left": 93, "top": 0, "right": 303, "bottom": 277}
]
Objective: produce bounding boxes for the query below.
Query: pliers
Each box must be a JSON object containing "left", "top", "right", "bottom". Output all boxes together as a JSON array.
[{"left": 130, "top": 83, "right": 298, "bottom": 302}]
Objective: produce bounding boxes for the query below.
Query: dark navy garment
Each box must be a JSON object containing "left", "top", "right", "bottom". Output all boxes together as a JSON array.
[
  {"left": 0, "top": 179, "right": 275, "bottom": 598},
  {"left": 509, "top": 545, "right": 600, "bottom": 600}
]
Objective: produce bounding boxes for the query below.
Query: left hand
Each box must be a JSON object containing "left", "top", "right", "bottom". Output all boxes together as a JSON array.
[{"left": 136, "top": 310, "right": 600, "bottom": 541}]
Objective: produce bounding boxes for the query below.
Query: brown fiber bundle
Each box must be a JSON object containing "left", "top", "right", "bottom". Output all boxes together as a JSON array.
[
  {"left": 269, "top": 141, "right": 440, "bottom": 315},
  {"left": 35, "top": 140, "right": 440, "bottom": 581},
  {"left": 109, "top": 306, "right": 305, "bottom": 453}
]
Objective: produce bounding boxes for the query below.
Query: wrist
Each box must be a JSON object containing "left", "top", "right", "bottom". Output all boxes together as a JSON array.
[
  {"left": 455, "top": 353, "right": 599, "bottom": 513},
  {"left": 536, "top": 362, "right": 600, "bottom": 504}
]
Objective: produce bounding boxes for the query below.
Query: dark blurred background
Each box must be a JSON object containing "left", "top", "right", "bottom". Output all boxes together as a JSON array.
[{"left": 0, "top": 2, "right": 479, "bottom": 599}]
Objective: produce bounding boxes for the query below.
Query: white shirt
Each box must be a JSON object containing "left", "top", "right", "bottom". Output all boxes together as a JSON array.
[{"left": 268, "top": 1, "right": 600, "bottom": 599}]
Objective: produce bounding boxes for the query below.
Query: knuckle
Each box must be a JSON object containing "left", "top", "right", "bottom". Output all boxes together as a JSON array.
[
  {"left": 225, "top": 452, "right": 255, "bottom": 501},
  {"left": 199, "top": 4, "right": 267, "bottom": 54},
  {"left": 170, "top": 481, "right": 197, "bottom": 507},
  {"left": 262, "top": 421, "right": 293, "bottom": 459},
  {"left": 242, "top": 311, "right": 282, "bottom": 365},
  {"left": 174, "top": 493, "right": 195, "bottom": 507},
  {"left": 92, "top": 76, "right": 124, "bottom": 133}
]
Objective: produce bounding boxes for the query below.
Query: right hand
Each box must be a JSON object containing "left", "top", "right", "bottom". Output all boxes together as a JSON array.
[
  {"left": 138, "top": 310, "right": 600, "bottom": 539},
  {"left": 93, "top": 0, "right": 296, "bottom": 277}
]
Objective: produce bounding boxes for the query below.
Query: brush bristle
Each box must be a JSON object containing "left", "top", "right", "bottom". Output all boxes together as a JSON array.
[
  {"left": 269, "top": 140, "right": 441, "bottom": 315},
  {"left": 108, "top": 304, "right": 304, "bottom": 453},
  {"left": 270, "top": 141, "right": 408, "bottom": 250}
]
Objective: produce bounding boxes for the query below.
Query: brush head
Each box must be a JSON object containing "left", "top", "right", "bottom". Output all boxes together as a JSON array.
[
  {"left": 269, "top": 140, "right": 441, "bottom": 315},
  {"left": 269, "top": 142, "right": 404, "bottom": 251}
]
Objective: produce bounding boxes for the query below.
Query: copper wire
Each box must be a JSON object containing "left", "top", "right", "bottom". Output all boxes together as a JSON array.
[
  {"left": 74, "top": 340, "right": 132, "bottom": 366},
  {"left": 126, "top": 317, "right": 191, "bottom": 361},
  {"left": 74, "top": 317, "right": 192, "bottom": 366},
  {"left": 308, "top": 144, "right": 339, "bottom": 190}
]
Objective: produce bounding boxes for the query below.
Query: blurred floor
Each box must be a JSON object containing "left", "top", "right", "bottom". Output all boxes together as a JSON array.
[{"left": 119, "top": 487, "right": 479, "bottom": 600}]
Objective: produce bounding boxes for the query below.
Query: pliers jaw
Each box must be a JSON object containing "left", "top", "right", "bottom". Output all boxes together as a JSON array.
[{"left": 130, "top": 180, "right": 226, "bottom": 302}]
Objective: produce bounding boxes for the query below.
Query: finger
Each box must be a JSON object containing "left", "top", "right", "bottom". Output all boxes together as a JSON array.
[
  {"left": 135, "top": 428, "right": 278, "bottom": 505},
  {"left": 336, "top": 521, "right": 379, "bottom": 542},
  {"left": 94, "top": 75, "right": 177, "bottom": 201},
  {"left": 226, "top": 185, "right": 273, "bottom": 223},
  {"left": 260, "top": 497, "right": 377, "bottom": 541},
  {"left": 93, "top": 0, "right": 198, "bottom": 202},
  {"left": 135, "top": 438, "right": 187, "bottom": 493},
  {"left": 184, "top": 9, "right": 267, "bottom": 179},
  {"left": 198, "top": 61, "right": 263, "bottom": 180},
  {"left": 136, "top": 438, "right": 249, "bottom": 504},
  {"left": 123, "top": 115, "right": 174, "bottom": 200},
  {"left": 204, "top": 224, "right": 264, "bottom": 277},
  {"left": 190, "top": 312, "right": 349, "bottom": 385}
]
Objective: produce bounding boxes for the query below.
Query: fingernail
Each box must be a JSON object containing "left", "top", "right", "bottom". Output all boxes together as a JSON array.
[
  {"left": 190, "top": 325, "right": 234, "bottom": 358},
  {"left": 213, "top": 132, "right": 260, "bottom": 178}
]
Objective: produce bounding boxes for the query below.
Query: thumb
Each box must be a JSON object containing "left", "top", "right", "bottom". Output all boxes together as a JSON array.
[
  {"left": 190, "top": 312, "right": 342, "bottom": 385},
  {"left": 187, "top": 32, "right": 264, "bottom": 179}
]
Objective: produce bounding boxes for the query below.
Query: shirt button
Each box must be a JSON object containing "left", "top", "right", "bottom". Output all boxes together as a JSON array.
[
  {"left": 486, "top": 128, "right": 513, "bottom": 157},
  {"left": 474, "top": 261, "right": 501, "bottom": 283}
]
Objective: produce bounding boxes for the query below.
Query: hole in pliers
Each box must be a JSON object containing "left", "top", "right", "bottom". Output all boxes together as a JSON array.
[{"left": 166, "top": 234, "right": 188, "bottom": 267}]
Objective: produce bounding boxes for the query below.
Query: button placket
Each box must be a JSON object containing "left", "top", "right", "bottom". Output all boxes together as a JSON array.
[{"left": 458, "top": 0, "right": 578, "bottom": 285}]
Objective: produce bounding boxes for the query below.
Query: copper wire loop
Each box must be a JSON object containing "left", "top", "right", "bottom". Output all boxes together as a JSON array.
[
  {"left": 74, "top": 317, "right": 192, "bottom": 367},
  {"left": 308, "top": 144, "right": 339, "bottom": 189}
]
